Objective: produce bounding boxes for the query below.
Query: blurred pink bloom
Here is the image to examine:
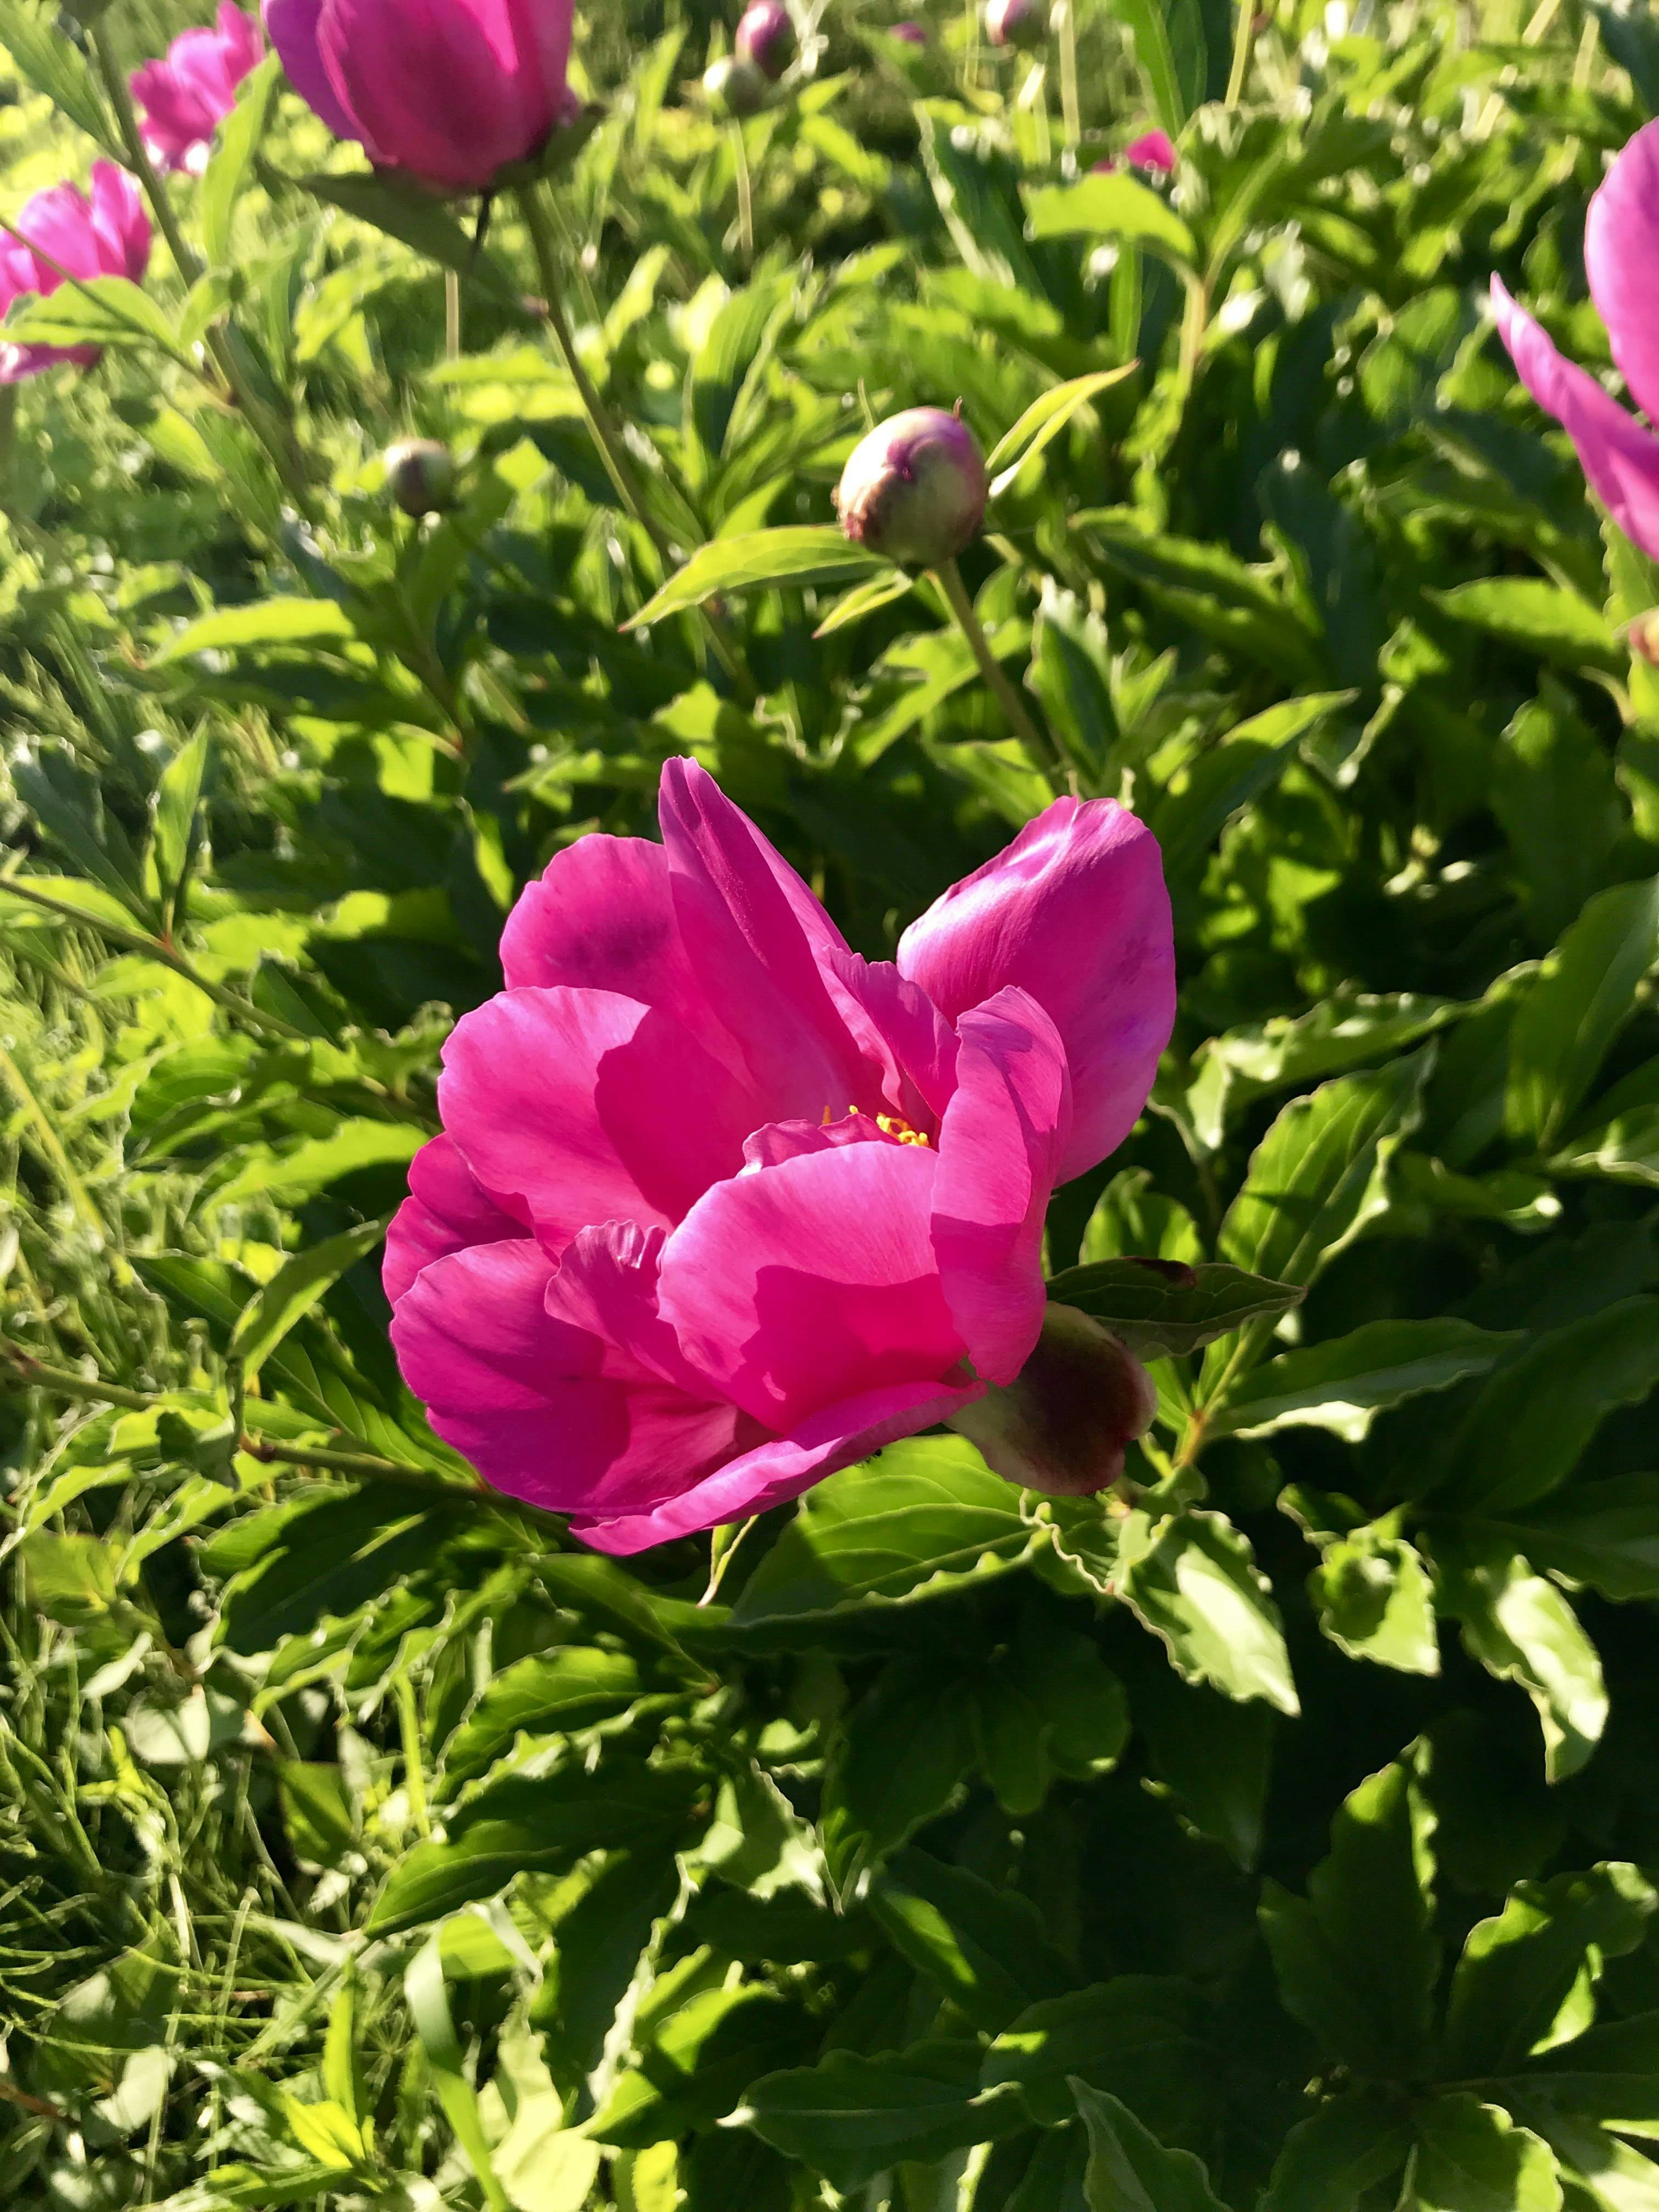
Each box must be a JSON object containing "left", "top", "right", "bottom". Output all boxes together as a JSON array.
[
  {"left": 1491, "top": 120, "right": 1659, "bottom": 561},
  {"left": 0, "top": 164, "right": 152, "bottom": 383},
  {"left": 262, "top": 0, "right": 577, "bottom": 194},
  {"left": 1092, "top": 129, "right": 1178, "bottom": 177},
  {"left": 131, "top": 4, "right": 262, "bottom": 177},
  {"left": 890, "top": 18, "right": 928, "bottom": 40},
  {"left": 387, "top": 760, "right": 1174, "bottom": 1553}
]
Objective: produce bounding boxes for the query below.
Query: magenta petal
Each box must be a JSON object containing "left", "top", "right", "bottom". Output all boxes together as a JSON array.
[
  {"left": 897, "top": 797, "right": 1174, "bottom": 1183},
  {"left": 826, "top": 950, "right": 959, "bottom": 1126},
  {"left": 1491, "top": 276, "right": 1659, "bottom": 564},
  {"left": 931, "top": 988, "right": 1070, "bottom": 1386},
  {"left": 263, "top": 0, "right": 361, "bottom": 140},
  {"left": 383, "top": 1133, "right": 528, "bottom": 1306},
  {"left": 316, "top": 0, "right": 550, "bottom": 188},
  {"left": 1586, "top": 120, "right": 1659, "bottom": 429},
  {"left": 543, "top": 1220, "right": 710, "bottom": 1393},
  {"left": 656, "top": 1139, "right": 968, "bottom": 1430},
  {"left": 740, "top": 1114, "right": 894, "bottom": 1170},
  {"left": 439, "top": 986, "right": 767, "bottom": 1252},
  {"left": 571, "top": 1373, "right": 982, "bottom": 1554}
]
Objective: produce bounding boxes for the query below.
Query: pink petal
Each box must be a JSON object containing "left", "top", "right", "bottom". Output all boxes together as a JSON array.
[
  {"left": 383, "top": 1133, "right": 529, "bottom": 1307},
  {"left": 931, "top": 988, "right": 1070, "bottom": 1386},
  {"left": 315, "top": 0, "right": 554, "bottom": 188},
  {"left": 825, "top": 950, "right": 959, "bottom": 1126},
  {"left": 1491, "top": 276, "right": 1659, "bottom": 564},
  {"left": 262, "top": 0, "right": 361, "bottom": 142},
  {"left": 656, "top": 1140, "right": 969, "bottom": 1431},
  {"left": 740, "top": 1113, "right": 894, "bottom": 1170},
  {"left": 1586, "top": 120, "right": 1659, "bottom": 429},
  {"left": 14, "top": 182, "right": 104, "bottom": 283},
  {"left": 897, "top": 796, "right": 1174, "bottom": 1184},
  {"left": 88, "top": 164, "right": 152, "bottom": 282},
  {"left": 1124, "top": 128, "right": 1177, "bottom": 174},
  {"left": 437, "top": 985, "right": 768, "bottom": 1253},
  {"left": 542, "top": 1220, "right": 709, "bottom": 1393},
  {"left": 572, "top": 1373, "right": 981, "bottom": 1554}
]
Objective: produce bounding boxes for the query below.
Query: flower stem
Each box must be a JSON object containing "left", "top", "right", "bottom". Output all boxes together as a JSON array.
[
  {"left": 1056, "top": 0, "right": 1082, "bottom": 150},
  {"left": 516, "top": 181, "right": 757, "bottom": 705},
  {"left": 732, "top": 121, "right": 755, "bottom": 264},
  {"left": 1224, "top": 0, "right": 1256, "bottom": 105},
  {"left": 933, "top": 556, "right": 1064, "bottom": 784}
]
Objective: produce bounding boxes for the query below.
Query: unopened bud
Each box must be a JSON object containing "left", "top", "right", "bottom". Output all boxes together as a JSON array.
[
  {"left": 704, "top": 52, "right": 769, "bottom": 115},
  {"left": 735, "top": 0, "right": 795, "bottom": 79},
  {"left": 890, "top": 17, "right": 929, "bottom": 38},
  {"left": 947, "top": 1303, "right": 1157, "bottom": 1497},
  {"left": 384, "top": 439, "right": 456, "bottom": 517},
  {"left": 1629, "top": 609, "right": 1659, "bottom": 666},
  {"left": 835, "top": 404, "right": 988, "bottom": 570},
  {"left": 984, "top": 0, "right": 1048, "bottom": 49}
]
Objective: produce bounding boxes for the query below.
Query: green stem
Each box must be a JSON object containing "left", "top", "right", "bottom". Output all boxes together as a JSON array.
[
  {"left": 933, "top": 556, "right": 1064, "bottom": 784},
  {"left": 1057, "top": 0, "right": 1081, "bottom": 150},
  {"left": 732, "top": 121, "right": 755, "bottom": 264},
  {"left": 0, "top": 1346, "right": 153, "bottom": 1413},
  {"left": 1224, "top": 0, "right": 1257, "bottom": 105}
]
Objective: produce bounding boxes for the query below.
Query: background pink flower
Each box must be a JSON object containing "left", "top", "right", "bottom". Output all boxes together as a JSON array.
[
  {"left": 262, "top": 0, "right": 577, "bottom": 194},
  {"left": 387, "top": 761, "right": 1174, "bottom": 1553},
  {"left": 132, "top": 4, "right": 262, "bottom": 177},
  {"left": 0, "top": 165, "right": 152, "bottom": 383},
  {"left": 1491, "top": 119, "right": 1659, "bottom": 561}
]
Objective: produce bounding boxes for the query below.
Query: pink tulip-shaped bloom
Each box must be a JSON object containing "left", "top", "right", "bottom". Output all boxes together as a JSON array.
[
  {"left": 1491, "top": 119, "right": 1659, "bottom": 562},
  {"left": 131, "top": 4, "right": 263, "bottom": 177},
  {"left": 0, "top": 165, "right": 152, "bottom": 384},
  {"left": 262, "top": 0, "right": 576, "bottom": 194},
  {"left": 387, "top": 761, "right": 1174, "bottom": 1553}
]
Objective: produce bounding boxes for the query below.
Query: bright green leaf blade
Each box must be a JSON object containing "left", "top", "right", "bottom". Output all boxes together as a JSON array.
[
  {"left": 1117, "top": 1508, "right": 1300, "bottom": 1714},
  {"left": 1214, "top": 1319, "right": 1520, "bottom": 1442},
  {"left": 1073, "top": 2079, "right": 1230, "bottom": 2212},
  {"left": 626, "top": 528, "right": 884, "bottom": 626},
  {"left": 1506, "top": 879, "right": 1659, "bottom": 1151},
  {"left": 1025, "top": 175, "right": 1197, "bottom": 265}
]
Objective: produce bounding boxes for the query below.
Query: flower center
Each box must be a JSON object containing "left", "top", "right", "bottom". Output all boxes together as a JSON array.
[{"left": 840, "top": 1105, "right": 930, "bottom": 1146}]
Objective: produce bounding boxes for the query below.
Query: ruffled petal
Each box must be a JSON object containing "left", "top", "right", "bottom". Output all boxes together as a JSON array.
[
  {"left": 656, "top": 1139, "right": 968, "bottom": 1430},
  {"left": 897, "top": 795, "right": 1174, "bottom": 1183},
  {"left": 383, "top": 1133, "right": 528, "bottom": 1307},
  {"left": 740, "top": 1114, "right": 894, "bottom": 1170},
  {"left": 930, "top": 987, "right": 1070, "bottom": 1386},
  {"left": 1491, "top": 275, "right": 1659, "bottom": 565},
  {"left": 1586, "top": 119, "right": 1659, "bottom": 429}
]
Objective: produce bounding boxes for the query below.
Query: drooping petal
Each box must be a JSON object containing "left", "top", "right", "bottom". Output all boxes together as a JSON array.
[
  {"left": 1585, "top": 119, "right": 1659, "bottom": 429},
  {"left": 897, "top": 796, "right": 1174, "bottom": 1183},
  {"left": 438, "top": 986, "right": 768, "bottom": 1252},
  {"left": 947, "top": 1303, "right": 1157, "bottom": 1495},
  {"left": 88, "top": 164, "right": 152, "bottom": 282},
  {"left": 262, "top": 0, "right": 362, "bottom": 141},
  {"left": 930, "top": 988, "right": 1070, "bottom": 1386},
  {"left": 1491, "top": 276, "right": 1659, "bottom": 564},
  {"left": 656, "top": 1139, "right": 968, "bottom": 1430},
  {"left": 572, "top": 1373, "right": 980, "bottom": 1554},
  {"left": 383, "top": 1133, "right": 528, "bottom": 1307}
]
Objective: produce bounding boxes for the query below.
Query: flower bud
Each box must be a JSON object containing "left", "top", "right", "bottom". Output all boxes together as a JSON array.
[
  {"left": 984, "top": 0, "right": 1048, "bottom": 49},
  {"left": 703, "top": 52, "right": 769, "bottom": 115},
  {"left": 735, "top": 0, "right": 795, "bottom": 79},
  {"left": 835, "top": 405, "right": 988, "bottom": 569},
  {"left": 1629, "top": 610, "right": 1659, "bottom": 666},
  {"left": 384, "top": 438, "right": 457, "bottom": 517},
  {"left": 947, "top": 1303, "right": 1157, "bottom": 1497},
  {"left": 890, "top": 17, "right": 929, "bottom": 38}
]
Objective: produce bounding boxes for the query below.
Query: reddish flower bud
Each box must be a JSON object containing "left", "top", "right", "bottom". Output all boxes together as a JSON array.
[
  {"left": 985, "top": 0, "right": 1048, "bottom": 49},
  {"left": 735, "top": 0, "right": 795, "bottom": 79},
  {"left": 704, "top": 52, "right": 769, "bottom": 114},
  {"left": 948, "top": 1303, "right": 1157, "bottom": 1497},
  {"left": 1629, "top": 610, "right": 1659, "bottom": 666},
  {"left": 890, "top": 17, "right": 929, "bottom": 39},
  {"left": 835, "top": 405, "right": 988, "bottom": 569},
  {"left": 385, "top": 439, "right": 457, "bottom": 517}
]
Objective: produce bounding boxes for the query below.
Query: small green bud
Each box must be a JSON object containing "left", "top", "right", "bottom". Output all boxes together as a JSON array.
[
  {"left": 703, "top": 53, "right": 769, "bottom": 116},
  {"left": 384, "top": 439, "right": 457, "bottom": 518},
  {"left": 835, "top": 405, "right": 988, "bottom": 570}
]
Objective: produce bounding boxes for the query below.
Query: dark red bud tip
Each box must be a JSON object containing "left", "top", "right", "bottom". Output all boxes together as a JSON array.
[
  {"left": 984, "top": 0, "right": 1049, "bottom": 48},
  {"left": 735, "top": 0, "right": 796, "bottom": 79},
  {"left": 947, "top": 1304, "right": 1158, "bottom": 1498},
  {"left": 384, "top": 438, "right": 457, "bottom": 517},
  {"left": 834, "top": 404, "right": 988, "bottom": 569},
  {"left": 704, "top": 52, "right": 769, "bottom": 114}
]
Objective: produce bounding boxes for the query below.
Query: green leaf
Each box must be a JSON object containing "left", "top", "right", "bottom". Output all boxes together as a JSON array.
[
  {"left": 213, "top": 1121, "right": 425, "bottom": 1208},
  {"left": 1442, "top": 1864, "right": 1656, "bottom": 2078},
  {"left": 4, "top": 275, "right": 188, "bottom": 360},
  {"left": 155, "top": 598, "right": 358, "bottom": 662},
  {"left": 820, "top": 1656, "right": 978, "bottom": 1894},
  {"left": 276, "top": 1762, "right": 356, "bottom": 1870},
  {"left": 1429, "top": 580, "right": 1622, "bottom": 674},
  {"left": 983, "top": 1980, "right": 1203, "bottom": 2139},
  {"left": 1192, "top": 990, "right": 1461, "bottom": 1142},
  {"left": 229, "top": 1219, "right": 387, "bottom": 1387},
  {"left": 626, "top": 528, "right": 884, "bottom": 626},
  {"left": 1074, "top": 514, "right": 1329, "bottom": 686},
  {"left": 1527, "top": 2116, "right": 1659, "bottom": 2212},
  {"left": 741, "top": 2042, "right": 1023, "bottom": 2192},
  {"left": 1043, "top": 1259, "right": 1304, "bottom": 1360},
  {"left": 1407, "top": 2095, "right": 1563, "bottom": 2212},
  {"left": 1552, "top": 1103, "right": 1659, "bottom": 1189},
  {"left": 868, "top": 1848, "right": 1077, "bottom": 2033},
  {"left": 201, "top": 54, "right": 282, "bottom": 269},
  {"left": 1492, "top": 687, "right": 1624, "bottom": 948},
  {"left": 972, "top": 1620, "right": 1130, "bottom": 1816},
  {"left": 1516, "top": 2010, "right": 1659, "bottom": 2137},
  {"left": 1024, "top": 176, "right": 1197, "bottom": 267},
  {"left": 1427, "top": 1536, "right": 1608, "bottom": 1782},
  {"left": 1506, "top": 880, "right": 1659, "bottom": 1152},
  {"left": 1073, "top": 2080, "right": 1230, "bottom": 2212},
  {"left": 1258, "top": 1761, "right": 1439, "bottom": 2077},
  {"left": 0, "top": 0, "right": 119, "bottom": 151},
  {"left": 439, "top": 1647, "right": 646, "bottom": 1784},
  {"left": 988, "top": 366, "right": 1138, "bottom": 496},
  {"left": 1213, "top": 1320, "right": 1520, "bottom": 1443},
  {"left": 1117, "top": 1509, "right": 1300, "bottom": 1715},
  {"left": 368, "top": 1758, "right": 702, "bottom": 1933},
  {"left": 591, "top": 1985, "right": 814, "bottom": 2148},
  {"left": 690, "top": 276, "right": 791, "bottom": 467},
  {"left": 811, "top": 567, "right": 912, "bottom": 636},
  {"left": 1308, "top": 1529, "right": 1441, "bottom": 1676},
  {"left": 1260, "top": 2094, "right": 1412, "bottom": 2212},
  {"left": 148, "top": 731, "right": 210, "bottom": 923},
  {"left": 1099, "top": 0, "right": 1187, "bottom": 130},
  {"left": 1121, "top": 1649, "right": 1275, "bottom": 1868},
  {"left": 1483, "top": 1475, "right": 1659, "bottom": 1601},
  {"left": 405, "top": 1938, "right": 509, "bottom": 2211},
  {"left": 278, "top": 165, "right": 528, "bottom": 314},
  {"left": 725, "top": 1434, "right": 1036, "bottom": 1634}
]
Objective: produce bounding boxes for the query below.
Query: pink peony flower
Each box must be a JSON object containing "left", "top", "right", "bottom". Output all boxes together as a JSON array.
[
  {"left": 131, "top": 4, "right": 263, "bottom": 178},
  {"left": 0, "top": 165, "right": 152, "bottom": 384},
  {"left": 262, "top": 0, "right": 577, "bottom": 194},
  {"left": 1491, "top": 120, "right": 1659, "bottom": 563},
  {"left": 735, "top": 0, "right": 795, "bottom": 79},
  {"left": 386, "top": 760, "right": 1175, "bottom": 1554},
  {"left": 1091, "top": 129, "right": 1178, "bottom": 178}
]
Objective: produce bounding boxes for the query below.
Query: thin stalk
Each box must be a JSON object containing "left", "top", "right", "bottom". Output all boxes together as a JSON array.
[
  {"left": 0, "top": 1346, "right": 153, "bottom": 1413},
  {"left": 1224, "top": 0, "right": 1257, "bottom": 105},
  {"left": 1056, "top": 0, "right": 1081, "bottom": 150},
  {"left": 445, "top": 269, "right": 462, "bottom": 362},
  {"left": 732, "top": 121, "right": 755, "bottom": 264},
  {"left": 932, "top": 557, "right": 1064, "bottom": 783},
  {"left": 395, "top": 1675, "right": 432, "bottom": 1838},
  {"left": 516, "top": 182, "right": 759, "bottom": 705},
  {"left": 0, "top": 1047, "right": 124, "bottom": 1278}
]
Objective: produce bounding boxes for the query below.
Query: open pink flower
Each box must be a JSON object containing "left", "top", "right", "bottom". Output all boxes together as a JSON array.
[
  {"left": 1092, "top": 129, "right": 1177, "bottom": 179},
  {"left": 262, "top": 0, "right": 577, "bottom": 194},
  {"left": 387, "top": 761, "right": 1174, "bottom": 1553},
  {"left": 132, "top": 4, "right": 262, "bottom": 177},
  {"left": 0, "top": 165, "right": 152, "bottom": 384},
  {"left": 1491, "top": 120, "right": 1659, "bottom": 561}
]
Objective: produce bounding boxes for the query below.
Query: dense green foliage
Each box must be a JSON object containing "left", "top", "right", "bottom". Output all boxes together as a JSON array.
[{"left": 3, "top": 0, "right": 1659, "bottom": 2204}]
